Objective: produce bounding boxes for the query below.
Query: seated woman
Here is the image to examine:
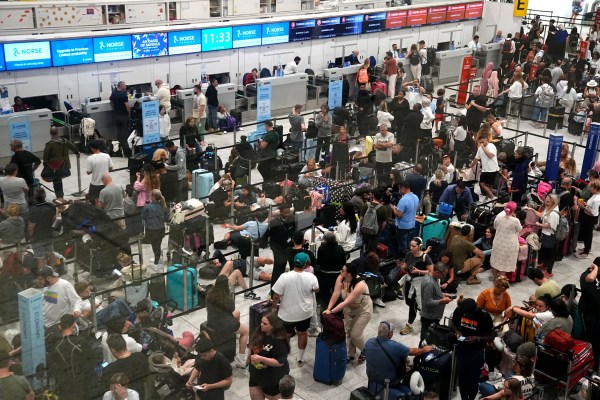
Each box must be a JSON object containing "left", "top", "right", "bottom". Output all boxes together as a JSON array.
[
  {"left": 506, "top": 294, "right": 554, "bottom": 332},
  {"left": 438, "top": 250, "right": 458, "bottom": 294},
  {"left": 205, "top": 275, "right": 249, "bottom": 369},
  {"left": 476, "top": 276, "right": 512, "bottom": 326},
  {"left": 179, "top": 116, "right": 202, "bottom": 154},
  {"left": 479, "top": 356, "right": 534, "bottom": 399},
  {"left": 233, "top": 185, "right": 257, "bottom": 211},
  {"left": 298, "top": 158, "right": 322, "bottom": 187},
  {"left": 217, "top": 105, "right": 238, "bottom": 132},
  {"left": 208, "top": 173, "right": 235, "bottom": 196},
  {"left": 474, "top": 226, "right": 495, "bottom": 270}
]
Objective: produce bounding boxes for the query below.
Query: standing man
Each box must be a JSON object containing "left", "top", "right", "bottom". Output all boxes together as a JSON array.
[
  {"left": 373, "top": 125, "right": 395, "bottom": 185},
  {"left": 40, "top": 266, "right": 82, "bottom": 328},
  {"left": 43, "top": 127, "right": 79, "bottom": 201},
  {"left": 265, "top": 205, "right": 296, "bottom": 289},
  {"left": 356, "top": 83, "right": 374, "bottom": 136},
  {"left": 465, "top": 85, "right": 489, "bottom": 133},
  {"left": 205, "top": 78, "right": 219, "bottom": 132},
  {"left": 97, "top": 173, "right": 125, "bottom": 229},
  {"left": 391, "top": 43, "right": 401, "bottom": 58},
  {"left": 193, "top": 84, "right": 207, "bottom": 141},
  {"left": 420, "top": 263, "right": 452, "bottom": 341},
  {"left": 154, "top": 79, "right": 171, "bottom": 113},
  {"left": 288, "top": 104, "right": 306, "bottom": 153},
  {"left": 10, "top": 138, "right": 41, "bottom": 202},
  {"left": 383, "top": 51, "right": 399, "bottom": 98},
  {"left": 418, "top": 40, "right": 428, "bottom": 76},
  {"left": 28, "top": 187, "right": 57, "bottom": 268},
  {"left": 452, "top": 298, "right": 494, "bottom": 400},
  {"left": 500, "top": 33, "right": 516, "bottom": 65},
  {"left": 579, "top": 258, "right": 600, "bottom": 366},
  {"left": 110, "top": 81, "right": 131, "bottom": 148},
  {"left": 164, "top": 140, "right": 187, "bottom": 203},
  {"left": 360, "top": 188, "right": 388, "bottom": 253},
  {"left": 86, "top": 139, "right": 113, "bottom": 202},
  {"left": 470, "top": 133, "right": 499, "bottom": 202},
  {"left": 257, "top": 120, "right": 280, "bottom": 181},
  {"left": 467, "top": 35, "right": 482, "bottom": 52},
  {"left": 185, "top": 336, "right": 233, "bottom": 400},
  {"left": 272, "top": 253, "right": 319, "bottom": 365},
  {"left": 391, "top": 181, "right": 419, "bottom": 255},
  {"left": 284, "top": 56, "right": 301, "bottom": 75}
]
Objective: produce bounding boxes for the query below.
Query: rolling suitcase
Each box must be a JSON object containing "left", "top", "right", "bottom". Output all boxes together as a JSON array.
[
  {"left": 249, "top": 299, "right": 272, "bottom": 334},
  {"left": 421, "top": 215, "right": 449, "bottom": 245},
  {"left": 272, "top": 164, "right": 289, "bottom": 182},
  {"left": 425, "top": 237, "right": 445, "bottom": 263},
  {"left": 191, "top": 169, "right": 214, "bottom": 200},
  {"left": 274, "top": 125, "right": 285, "bottom": 148},
  {"left": 420, "top": 75, "right": 434, "bottom": 93},
  {"left": 350, "top": 387, "right": 376, "bottom": 400},
  {"left": 313, "top": 335, "right": 347, "bottom": 385},
  {"left": 166, "top": 265, "right": 198, "bottom": 311},
  {"left": 446, "top": 221, "right": 474, "bottom": 246}
]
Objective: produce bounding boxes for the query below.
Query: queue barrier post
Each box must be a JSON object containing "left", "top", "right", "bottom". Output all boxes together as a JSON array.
[
  {"left": 182, "top": 264, "right": 188, "bottom": 311},
  {"left": 70, "top": 153, "right": 86, "bottom": 197},
  {"left": 205, "top": 217, "right": 211, "bottom": 260},
  {"left": 90, "top": 291, "right": 98, "bottom": 332},
  {"left": 137, "top": 237, "right": 144, "bottom": 265},
  {"left": 230, "top": 188, "right": 235, "bottom": 217}
]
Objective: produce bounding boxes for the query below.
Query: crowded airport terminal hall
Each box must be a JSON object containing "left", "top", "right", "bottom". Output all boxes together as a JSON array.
[{"left": 4, "top": 0, "right": 600, "bottom": 399}]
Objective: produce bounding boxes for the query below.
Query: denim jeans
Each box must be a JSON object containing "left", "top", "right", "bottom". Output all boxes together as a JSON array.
[
  {"left": 207, "top": 104, "right": 218, "bottom": 129},
  {"left": 315, "top": 136, "right": 331, "bottom": 162},
  {"left": 531, "top": 102, "right": 548, "bottom": 122},
  {"left": 396, "top": 227, "right": 413, "bottom": 256},
  {"left": 96, "top": 299, "right": 136, "bottom": 327},
  {"left": 478, "top": 382, "right": 498, "bottom": 397}
]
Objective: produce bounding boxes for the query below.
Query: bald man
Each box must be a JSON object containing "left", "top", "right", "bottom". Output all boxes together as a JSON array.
[
  {"left": 154, "top": 79, "right": 171, "bottom": 113},
  {"left": 97, "top": 173, "right": 125, "bottom": 228}
]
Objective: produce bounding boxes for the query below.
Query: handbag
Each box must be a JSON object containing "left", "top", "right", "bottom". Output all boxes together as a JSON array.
[
  {"left": 41, "top": 140, "right": 71, "bottom": 182},
  {"left": 540, "top": 232, "right": 556, "bottom": 248},
  {"left": 375, "top": 338, "right": 406, "bottom": 385}
]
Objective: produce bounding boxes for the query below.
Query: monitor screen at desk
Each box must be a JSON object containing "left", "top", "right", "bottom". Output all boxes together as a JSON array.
[{"left": 335, "top": 57, "right": 344, "bottom": 67}]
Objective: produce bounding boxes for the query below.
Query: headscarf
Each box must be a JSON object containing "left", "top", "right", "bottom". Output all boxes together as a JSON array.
[
  {"left": 488, "top": 71, "right": 499, "bottom": 99},
  {"left": 481, "top": 62, "right": 494, "bottom": 96}
]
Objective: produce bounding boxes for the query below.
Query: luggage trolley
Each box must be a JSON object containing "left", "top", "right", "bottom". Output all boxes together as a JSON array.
[{"left": 533, "top": 340, "right": 595, "bottom": 400}]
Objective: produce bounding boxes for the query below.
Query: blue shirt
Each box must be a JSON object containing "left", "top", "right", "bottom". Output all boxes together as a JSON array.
[
  {"left": 364, "top": 337, "right": 410, "bottom": 384},
  {"left": 395, "top": 192, "right": 419, "bottom": 230},
  {"left": 438, "top": 184, "right": 474, "bottom": 208},
  {"left": 241, "top": 220, "right": 268, "bottom": 239}
]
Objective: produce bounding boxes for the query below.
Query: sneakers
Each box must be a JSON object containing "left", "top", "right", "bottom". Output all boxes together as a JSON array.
[
  {"left": 308, "top": 328, "right": 320, "bottom": 337},
  {"left": 373, "top": 298, "right": 386, "bottom": 308},
  {"left": 234, "top": 354, "right": 247, "bottom": 369},
  {"left": 400, "top": 324, "right": 413, "bottom": 335},
  {"left": 244, "top": 292, "right": 261, "bottom": 300},
  {"left": 467, "top": 277, "right": 482, "bottom": 285},
  {"left": 575, "top": 252, "right": 590, "bottom": 259}
]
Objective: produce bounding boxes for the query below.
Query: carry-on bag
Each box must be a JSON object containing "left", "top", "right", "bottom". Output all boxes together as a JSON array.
[
  {"left": 166, "top": 265, "right": 198, "bottom": 311},
  {"left": 313, "top": 335, "right": 347, "bottom": 385},
  {"left": 191, "top": 169, "right": 214, "bottom": 200},
  {"left": 421, "top": 215, "right": 449, "bottom": 245},
  {"left": 249, "top": 299, "right": 272, "bottom": 334}
]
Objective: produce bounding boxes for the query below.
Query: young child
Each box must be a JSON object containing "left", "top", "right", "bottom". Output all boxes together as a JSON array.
[{"left": 434, "top": 88, "right": 446, "bottom": 131}]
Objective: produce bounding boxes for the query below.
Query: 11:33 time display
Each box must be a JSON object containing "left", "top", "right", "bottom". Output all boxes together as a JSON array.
[{"left": 202, "top": 27, "right": 233, "bottom": 51}]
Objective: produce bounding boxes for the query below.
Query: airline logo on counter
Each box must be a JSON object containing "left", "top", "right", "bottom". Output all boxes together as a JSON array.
[
  {"left": 233, "top": 25, "right": 261, "bottom": 48},
  {"left": 4, "top": 42, "right": 51, "bottom": 70},
  {"left": 262, "top": 22, "right": 290, "bottom": 45},
  {"left": 93, "top": 35, "right": 132, "bottom": 62},
  {"left": 168, "top": 30, "right": 202, "bottom": 55}
]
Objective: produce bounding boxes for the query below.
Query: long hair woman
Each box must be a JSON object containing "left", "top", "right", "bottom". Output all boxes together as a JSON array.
[
  {"left": 335, "top": 202, "right": 357, "bottom": 253},
  {"left": 525, "top": 194, "right": 559, "bottom": 276},
  {"left": 133, "top": 163, "right": 160, "bottom": 207},
  {"left": 141, "top": 189, "right": 168, "bottom": 264}
]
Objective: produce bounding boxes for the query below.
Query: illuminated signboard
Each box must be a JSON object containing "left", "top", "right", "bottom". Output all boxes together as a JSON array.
[
  {"left": 465, "top": 2, "right": 484, "bottom": 19},
  {"left": 51, "top": 38, "right": 94, "bottom": 67},
  {"left": 407, "top": 8, "right": 428, "bottom": 27},
  {"left": 314, "top": 17, "right": 340, "bottom": 39},
  {"left": 168, "top": 30, "right": 202, "bottom": 55},
  {"left": 447, "top": 4, "right": 466, "bottom": 21},
  {"left": 361, "top": 12, "right": 386, "bottom": 34},
  {"left": 93, "top": 35, "right": 132, "bottom": 62},
  {"left": 427, "top": 6, "right": 447, "bottom": 24},
  {"left": 233, "top": 25, "right": 262, "bottom": 48},
  {"left": 289, "top": 19, "right": 316, "bottom": 42},
  {"left": 4, "top": 41, "right": 52, "bottom": 71},
  {"left": 386, "top": 10, "right": 408, "bottom": 30},
  {"left": 202, "top": 27, "right": 233, "bottom": 51},
  {"left": 338, "top": 15, "right": 364, "bottom": 36},
  {"left": 262, "top": 22, "right": 290, "bottom": 45},
  {"left": 132, "top": 33, "right": 168, "bottom": 58}
]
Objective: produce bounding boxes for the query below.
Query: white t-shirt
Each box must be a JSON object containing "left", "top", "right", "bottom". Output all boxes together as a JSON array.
[
  {"left": 155, "top": 84, "right": 171, "bottom": 111},
  {"left": 541, "top": 207, "right": 560, "bottom": 236},
  {"left": 193, "top": 92, "right": 207, "bottom": 119},
  {"left": 43, "top": 278, "right": 82, "bottom": 327},
  {"left": 507, "top": 81, "right": 528, "bottom": 98},
  {"left": 303, "top": 226, "right": 327, "bottom": 252},
  {"left": 453, "top": 126, "right": 467, "bottom": 141},
  {"left": 467, "top": 40, "right": 481, "bottom": 52},
  {"left": 75, "top": 297, "right": 104, "bottom": 314},
  {"left": 159, "top": 114, "right": 171, "bottom": 139},
  {"left": 101, "top": 332, "right": 143, "bottom": 364},
  {"left": 374, "top": 132, "right": 395, "bottom": 163},
  {"left": 587, "top": 193, "right": 600, "bottom": 217},
  {"left": 284, "top": 61, "right": 299, "bottom": 75},
  {"left": 86, "top": 153, "right": 113, "bottom": 186},
  {"left": 444, "top": 164, "right": 455, "bottom": 184},
  {"left": 335, "top": 220, "right": 356, "bottom": 252},
  {"left": 272, "top": 270, "right": 319, "bottom": 322},
  {"left": 476, "top": 143, "right": 499, "bottom": 173},
  {"left": 419, "top": 48, "right": 427, "bottom": 65}
]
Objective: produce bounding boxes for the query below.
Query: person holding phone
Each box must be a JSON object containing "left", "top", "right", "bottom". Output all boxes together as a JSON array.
[{"left": 186, "top": 335, "right": 233, "bottom": 400}]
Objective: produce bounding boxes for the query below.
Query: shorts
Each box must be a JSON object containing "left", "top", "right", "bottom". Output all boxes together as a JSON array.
[
  {"left": 233, "top": 258, "right": 248, "bottom": 276},
  {"left": 283, "top": 317, "right": 311, "bottom": 334},
  {"left": 479, "top": 171, "right": 498, "bottom": 186},
  {"left": 248, "top": 382, "right": 280, "bottom": 397},
  {"left": 435, "top": 113, "right": 445, "bottom": 123},
  {"left": 31, "top": 242, "right": 54, "bottom": 258}
]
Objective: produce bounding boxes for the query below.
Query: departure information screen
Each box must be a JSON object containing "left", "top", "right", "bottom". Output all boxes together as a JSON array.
[
  {"left": 289, "top": 19, "right": 316, "bottom": 42},
  {"left": 361, "top": 12, "right": 386, "bottom": 34},
  {"left": 338, "top": 15, "right": 364, "bottom": 36}
]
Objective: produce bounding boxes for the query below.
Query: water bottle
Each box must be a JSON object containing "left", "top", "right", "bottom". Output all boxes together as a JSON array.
[{"left": 132, "top": 89, "right": 137, "bottom": 98}]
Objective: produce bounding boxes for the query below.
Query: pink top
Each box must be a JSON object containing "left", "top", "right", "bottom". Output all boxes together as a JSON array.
[
  {"left": 593, "top": 160, "right": 600, "bottom": 173},
  {"left": 133, "top": 180, "right": 150, "bottom": 207}
]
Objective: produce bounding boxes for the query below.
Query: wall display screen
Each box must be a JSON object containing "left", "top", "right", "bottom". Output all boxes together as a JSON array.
[
  {"left": 465, "top": 2, "right": 484, "bottom": 19},
  {"left": 289, "top": 20, "right": 316, "bottom": 42},
  {"left": 386, "top": 10, "right": 407, "bottom": 30},
  {"left": 314, "top": 17, "right": 340, "bottom": 39},
  {"left": 4, "top": 41, "right": 52, "bottom": 71},
  {"left": 407, "top": 8, "right": 428, "bottom": 27},
  {"left": 338, "top": 15, "right": 363, "bottom": 36},
  {"left": 93, "top": 35, "right": 132, "bottom": 62},
  {"left": 202, "top": 27, "right": 233, "bottom": 51},
  {"left": 232, "top": 25, "right": 262, "bottom": 48},
  {"left": 0, "top": 46, "right": 4, "bottom": 72},
  {"left": 427, "top": 6, "right": 446, "bottom": 24},
  {"left": 132, "top": 33, "right": 168, "bottom": 58},
  {"left": 446, "top": 4, "right": 466, "bottom": 21},
  {"left": 51, "top": 38, "right": 94, "bottom": 67},
  {"left": 168, "top": 30, "right": 202, "bottom": 55},
  {"left": 262, "top": 22, "right": 290, "bottom": 45},
  {"left": 361, "top": 12, "right": 386, "bottom": 34}
]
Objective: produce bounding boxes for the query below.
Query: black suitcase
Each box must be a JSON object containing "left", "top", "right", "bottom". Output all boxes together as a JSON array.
[
  {"left": 274, "top": 125, "right": 285, "bottom": 148},
  {"left": 317, "top": 204, "right": 337, "bottom": 229},
  {"left": 350, "top": 387, "right": 375, "bottom": 400},
  {"left": 568, "top": 116, "right": 584, "bottom": 136},
  {"left": 421, "top": 75, "right": 434, "bottom": 93},
  {"left": 331, "top": 142, "right": 350, "bottom": 168},
  {"left": 547, "top": 106, "right": 565, "bottom": 130},
  {"left": 276, "top": 150, "right": 298, "bottom": 164},
  {"left": 272, "top": 164, "right": 289, "bottom": 182}
]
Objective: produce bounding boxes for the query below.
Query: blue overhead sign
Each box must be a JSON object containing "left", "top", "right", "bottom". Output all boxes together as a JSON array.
[
  {"left": 132, "top": 33, "right": 168, "bottom": 58},
  {"left": 168, "top": 30, "right": 202, "bottom": 55},
  {"left": 51, "top": 38, "right": 94, "bottom": 67},
  {"left": 233, "top": 25, "right": 262, "bottom": 48},
  {"left": 202, "top": 27, "right": 233, "bottom": 51},
  {"left": 262, "top": 22, "right": 290, "bottom": 45},
  {"left": 93, "top": 35, "right": 132, "bottom": 62},
  {"left": 4, "top": 41, "right": 52, "bottom": 71}
]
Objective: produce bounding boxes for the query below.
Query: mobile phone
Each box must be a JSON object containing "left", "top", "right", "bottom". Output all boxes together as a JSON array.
[
  {"left": 101, "top": 362, "right": 109, "bottom": 368},
  {"left": 458, "top": 336, "right": 466, "bottom": 342},
  {"left": 194, "top": 385, "right": 205, "bottom": 390},
  {"left": 533, "top": 317, "right": 541, "bottom": 325}
]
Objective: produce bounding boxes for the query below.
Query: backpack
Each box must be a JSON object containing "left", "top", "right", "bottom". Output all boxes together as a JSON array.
[
  {"left": 361, "top": 202, "right": 382, "bottom": 236},
  {"left": 218, "top": 115, "right": 237, "bottom": 132},
  {"left": 543, "top": 329, "right": 575, "bottom": 353},
  {"left": 537, "top": 84, "right": 554, "bottom": 108},
  {"left": 80, "top": 117, "right": 96, "bottom": 139},
  {"left": 357, "top": 68, "right": 369, "bottom": 84},
  {"left": 409, "top": 51, "right": 421, "bottom": 66},
  {"left": 569, "top": 34, "right": 579, "bottom": 48},
  {"left": 502, "top": 39, "right": 512, "bottom": 54},
  {"left": 306, "top": 119, "right": 318, "bottom": 139},
  {"left": 554, "top": 193, "right": 571, "bottom": 241}
]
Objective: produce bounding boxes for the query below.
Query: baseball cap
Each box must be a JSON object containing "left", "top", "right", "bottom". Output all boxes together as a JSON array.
[
  {"left": 38, "top": 266, "right": 59, "bottom": 278},
  {"left": 195, "top": 336, "right": 214, "bottom": 353},
  {"left": 293, "top": 252, "right": 310, "bottom": 267}
]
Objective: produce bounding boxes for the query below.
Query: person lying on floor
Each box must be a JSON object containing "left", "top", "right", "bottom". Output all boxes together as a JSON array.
[{"left": 213, "top": 210, "right": 268, "bottom": 249}]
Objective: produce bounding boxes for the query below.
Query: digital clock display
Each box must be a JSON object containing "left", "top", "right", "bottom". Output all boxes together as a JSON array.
[{"left": 202, "top": 27, "right": 233, "bottom": 51}]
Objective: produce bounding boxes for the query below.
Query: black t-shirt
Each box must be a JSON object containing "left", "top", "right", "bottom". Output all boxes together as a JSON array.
[
  {"left": 579, "top": 269, "right": 600, "bottom": 315},
  {"left": 11, "top": 150, "right": 40, "bottom": 187},
  {"left": 557, "top": 188, "right": 575, "bottom": 213},
  {"left": 466, "top": 94, "right": 487, "bottom": 127},
  {"left": 451, "top": 306, "right": 493, "bottom": 347},
  {"left": 249, "top": 336, "right": 290, "bottom": 388},
  {"left": 110, "top": 89, "right": 129, "bottom": 116},
  {"left": 101, "top": 352, "right": 149, "bottom": 399},
  {"left": 28, "top": 202, "right": 56, "bottom": 242},
  {"left": 405, "top": 172, "right": 426, "bottom": 198},
  {"left": 193, "top": 351, "right": 233, "bottom": 400},
  {"left": 286, "top": 248, "right": 317, "bottom": 270},
  {"left": 317, "top": 243, "right": 347, "bottom": 273},
  {"left": 206, "top": 85, "right": 219, "bottom": 106}
]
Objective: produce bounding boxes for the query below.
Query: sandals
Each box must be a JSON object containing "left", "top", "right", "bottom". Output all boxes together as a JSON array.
[{"left": 357, "top": 354, "right": 366, "bottom": 365}]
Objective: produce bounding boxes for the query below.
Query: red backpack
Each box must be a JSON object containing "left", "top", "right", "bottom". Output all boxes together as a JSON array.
[{"left": 543, "top": 329, "right": 575, "bottom": 353}]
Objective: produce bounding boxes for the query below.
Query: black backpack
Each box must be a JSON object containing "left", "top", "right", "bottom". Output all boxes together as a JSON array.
[
  {"left": 502, "top": 39, "right": 512, "bottom": 54},
  {"left": 409, "top": 51, "right": 420, "bottom": 65},
  {"left": 306, "top": 119, "right": 318, "bottom": 139}
]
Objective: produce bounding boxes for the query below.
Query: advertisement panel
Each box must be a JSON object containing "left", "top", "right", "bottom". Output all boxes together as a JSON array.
[
  {"left": 4, "top": 42, "right": 52, "bottom": 71},
  {"left": 93, "top": 35, "right": 132, "bottom": 62},
  {"left": 168, "top": 30, "right": 202, "bottom": 55},
  {"left": 51, "top": 38, "right": 94, "bottom": 67},
  {"left": 132, "top": 33, "right": 168, "bottom": 58},
  {"left": 262, "top": 22, "right": 290, "bottom": 45},
  {"left": 233, "top": 25, "right": 262, "bottom": 48}
]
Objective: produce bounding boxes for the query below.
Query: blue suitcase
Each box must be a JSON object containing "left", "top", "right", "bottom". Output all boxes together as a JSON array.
[
  {"left": 313, "top": 336, "right": 347, "bottom": 385},
  {"left": 421, "top": 215, "right": 449, "bottom": 245},
  {"left": 166, "top": 264, "right": 198, "bottom": 311},
  {"left": 191, "top": 169, "right": 214, "bottom": 200}
]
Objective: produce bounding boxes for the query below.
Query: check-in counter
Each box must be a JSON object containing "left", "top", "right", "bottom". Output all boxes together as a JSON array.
[
  {"left": 437, "top": 47, "right": 475, "bottom": 84},
  {"left": 177, "top": 89, "right": 195, "bottom": 120},
  {"left": 82, "top": 101, "right": 117, "bottom": 140},
  {"left": 256, "top": 73, "right": 309, "bottom": 115},
  {"left": 481, "top": 43, "right": 502, "bottom": 69},
  {"left": 0, "top": 109, "right": 52, "bottom": 159},
  {"left": 323, "top": 64, "right": 361, "bottom": 101},
  {"left": 201, "top": 83, "right": 237, "bottom": 112}
]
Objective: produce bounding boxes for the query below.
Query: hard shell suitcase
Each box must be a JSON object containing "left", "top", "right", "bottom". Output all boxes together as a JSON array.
[
  {"left": 313, "top": 335, "right": 347, "bottom": 385},
  {"left": 274, "top": 125, "right": 285, "bottom": 148},
  {"left": 166, "top": 265, "right": 198, "bottom": 311},
  {"left": 507, "top": 258, "right": 527, "bottom": 283},
  {"left": 421, "top": 215, "right": 449, "bottom": 245},
  {"left": 191, "top": 169, "right": 214, "bottom": 200},
  {"left": 249, "top": 299, "right": 272, "bottom": 334},
  {"left": 547, "top": 106, "right": 565, "bottom": 130},
  {"left": 350, "top": 386, "right": 376, "bottom": 400},
  {"left": 272, "top": 164, "right": 289, "bottom": 182}
]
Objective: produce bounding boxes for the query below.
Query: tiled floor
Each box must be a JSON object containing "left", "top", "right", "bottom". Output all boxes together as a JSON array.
[{"left": 4, "top": 83, "right": 598, "bottom": 400}]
